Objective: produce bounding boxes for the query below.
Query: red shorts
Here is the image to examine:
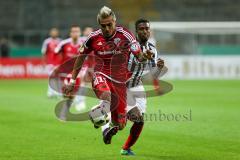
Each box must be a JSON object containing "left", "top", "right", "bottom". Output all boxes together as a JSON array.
[{"left": 92, "top": 73, "right": 127, "bottom": 124}]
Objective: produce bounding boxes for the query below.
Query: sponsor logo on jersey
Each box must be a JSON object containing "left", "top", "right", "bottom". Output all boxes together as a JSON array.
[
  {"left": 97, "top": 50, "right": 122, "bottom": 55},
  {"left": 114, "top": 38, "right": 121, "bottom": 45}
]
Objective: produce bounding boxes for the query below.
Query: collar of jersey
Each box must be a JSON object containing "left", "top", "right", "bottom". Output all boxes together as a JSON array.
[{"left": 101, "top": 30, "right": 117, "bottom": 40}]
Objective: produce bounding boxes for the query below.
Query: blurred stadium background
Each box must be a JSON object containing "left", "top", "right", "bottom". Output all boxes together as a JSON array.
[
  {"left": 0, "top": 0, "right": 240, "bottom": 160},
  {"left": 1, "top": 0, "right": 240, "bottom": 79},
  {"left": 0, "top": 0, "right": 240, "bottom": 55}
]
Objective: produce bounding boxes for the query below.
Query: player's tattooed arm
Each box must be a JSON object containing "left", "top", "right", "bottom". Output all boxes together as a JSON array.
[
  {"left": 71, "top": 54, "right": 87, "bottom": 80},
  {"left": 63, "top": 53, "right": 87, "bottom": 96}
]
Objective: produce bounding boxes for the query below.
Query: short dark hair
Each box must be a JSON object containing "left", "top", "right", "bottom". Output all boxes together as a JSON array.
[
  {"left": 135, "top": 18, "right": 149, "bottom": 30},
  {"left": 71, "top": 25, "right": 80, "bottom": 29}
]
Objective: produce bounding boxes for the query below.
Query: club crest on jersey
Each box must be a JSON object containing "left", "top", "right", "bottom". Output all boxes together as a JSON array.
[
  {"left": 130, "top": 43, "right": 139, "bottom": 52},
  {"left": 114, "top": 38, "right": 121, "bottom": 45}
]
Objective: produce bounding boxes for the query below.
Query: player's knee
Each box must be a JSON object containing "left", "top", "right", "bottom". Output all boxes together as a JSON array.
[
  {"left": 127, "top": 107, "right": 143, "bottom": 123},
  {"left": 111, "top": 119, "right": 126, "bottom": 130},
  {"left": 135, "top": 120, "right": 144, "bottom": 126},
  {"left": 130, "top": 114, "right": 144, "bottom": 123}
]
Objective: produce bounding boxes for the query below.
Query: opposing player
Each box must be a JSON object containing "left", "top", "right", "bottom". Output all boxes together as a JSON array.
[
  {"left": 64, "top": 7, "right": 152, "bottom": 135},
  {"left": 41, "top": 27, "right": 61, "bottom": 98},
  {"left": 100, "top": 18, "right": 167, "bottom": 155},
  {"left": 121, "top": 18, "right": 167, "bottom": 155},
  {"left": 55, "top": 25, "right": 88, "bottom": 111}
]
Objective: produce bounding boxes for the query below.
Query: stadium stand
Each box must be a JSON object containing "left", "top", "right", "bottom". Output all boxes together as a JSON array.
[{"left": 0, "top": 0, "right": 240, "bottom": 56}]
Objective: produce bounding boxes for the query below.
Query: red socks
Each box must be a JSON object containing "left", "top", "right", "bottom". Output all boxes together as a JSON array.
[{"left": 122, "top": 121, "right": 144, "bottom": 150}]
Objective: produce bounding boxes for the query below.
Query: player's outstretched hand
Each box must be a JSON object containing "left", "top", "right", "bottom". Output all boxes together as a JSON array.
[
  {"left": 143, "top": 50, "right": 154, "bottom": 60},
  {"left": 157, "top": 58, "right": 164, "bottom": 69}
]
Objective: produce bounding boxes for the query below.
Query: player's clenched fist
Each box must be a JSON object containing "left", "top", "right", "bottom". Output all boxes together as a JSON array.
[
  {"left": 142, "top": 50, "right": 154, "bottom": 60},
  {"left": 157, "top": 58, "right": 164, "bottom": 69},
  {"left": 63, "top": 79, "right": 75, "bottom": 98}
]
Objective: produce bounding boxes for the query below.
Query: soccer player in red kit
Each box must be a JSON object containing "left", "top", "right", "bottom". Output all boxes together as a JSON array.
[
  {"left": 99, "top": 19, "right": 166, "bottom": 155},
  {"left": 55, "top": 25, "right": 85, "bottom": 63},
  {"left": 55, "top": 26, "right": 89, "bottom": 111},
  {"left": 41, "top": 27, "right": 61, "bottom": 98},
  {"left": 64, "top": 6, "right": 152, "bottom": 139}
]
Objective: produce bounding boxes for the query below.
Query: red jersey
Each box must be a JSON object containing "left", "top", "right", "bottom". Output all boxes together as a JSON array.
[
  {"left": 41, "top": 37, "right": 61, "bottom": 65},
  {"left": 55, "top": 37, "right": 85, "bottom": 63},
  {"left": 80, "top": 26, "right": 141, "bottom": 83}
]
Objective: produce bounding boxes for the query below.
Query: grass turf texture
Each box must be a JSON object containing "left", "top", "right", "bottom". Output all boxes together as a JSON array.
[{"left": 0, "top": 80, "right": 239, "bottom": 160}]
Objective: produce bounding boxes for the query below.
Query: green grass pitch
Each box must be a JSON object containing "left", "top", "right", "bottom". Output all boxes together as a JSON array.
[{"left": 0, "top": 80, "right": 239, "bottom": 160}]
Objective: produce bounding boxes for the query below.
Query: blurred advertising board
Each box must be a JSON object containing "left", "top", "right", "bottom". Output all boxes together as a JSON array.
[
  {"left": 1, "top": 56, "right": 240, "bottom": 79},
  {"left": 0, "top": 58, "right": 48, "bottom": 79},
  {"left": 162, "top": 55, "right": 240, "bottom": 79}
]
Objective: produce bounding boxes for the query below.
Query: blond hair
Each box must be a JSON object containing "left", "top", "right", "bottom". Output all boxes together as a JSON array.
[{"left": 97, "top": 6, "right": 116, "bottom": 23}]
